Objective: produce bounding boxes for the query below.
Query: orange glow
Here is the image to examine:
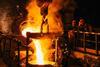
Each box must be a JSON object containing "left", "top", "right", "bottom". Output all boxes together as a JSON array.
[
  {"left": 19, "top": 0, "right": 63, "bottom": 34},
  {"left": 28, "top": 38, "right": 55, "bottom": 65},
  {"left": 21, "top": 26, "right": 40, "bottom": 37},
  {"left": 33, "top": 39, "right": 44, "bottom": 64},
  {"left": 19, "top": 0, "right": 63, "bottom": 65},
  {"left": 20, "top": 25, "right": 56, "bottom": 65},
  {"left": 22, "top": 27, "right": 34, "bottom": 37}
]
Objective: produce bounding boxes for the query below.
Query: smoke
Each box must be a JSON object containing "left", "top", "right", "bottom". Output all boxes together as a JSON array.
[
  {"left": 19, "top": 0, "right": 77, "bottom": 34},
  {"left": 0, "top": 7, "right": 13, "bottom": 34},
  {"left": 49, "top": 0, "right": 76, "bottom": 22},
  {"left": 36, "top": 0, "right": 77, "bottom": 22},
  {"left": 0, "top": 0, "right": 76, "bottom": 35},
  {"left": 48, "top": 0, "right": 77, "bottom": 32}
]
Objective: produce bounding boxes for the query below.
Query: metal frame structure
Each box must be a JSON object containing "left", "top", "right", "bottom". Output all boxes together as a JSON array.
[
  {"left": 0, "top": 31, "right": 100, "bottom": 67},
  {"left": 26, "top": 32, "right": 61, "bottom": 67},
  {"left": 0, "top": 34, "right": 22, "bottom": 67},
  {"left": 74, "top": 31, "right": 100, "bottom": 56}
]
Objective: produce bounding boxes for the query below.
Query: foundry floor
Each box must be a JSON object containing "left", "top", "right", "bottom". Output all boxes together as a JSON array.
[
  {"left": 0, "top": 56, "right": 7, "bottom": 67},
  {"left": 0, "top": 49, "right": 99, "bottom": 67}
]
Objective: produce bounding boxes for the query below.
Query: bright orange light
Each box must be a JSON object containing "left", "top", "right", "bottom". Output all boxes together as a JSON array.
[
  {"left": 28, "top": 38, "right": 55, "bottom": 65},
  {"left": 22, "top": 27, "right": 34, "bottom": 37},
  {"left": 21, "top": 26, "right": 40, "bottom": 37},
  {"left": 19, "top": 0, "right": 63, "bottom": 65},
  {"left": 33, "top": 39, "right": 44, "bottom": 64}
]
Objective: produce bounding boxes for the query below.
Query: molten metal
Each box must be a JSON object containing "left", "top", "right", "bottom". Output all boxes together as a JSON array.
[{"left": 19, "top": 0, "right": 63, "bottom": 66}]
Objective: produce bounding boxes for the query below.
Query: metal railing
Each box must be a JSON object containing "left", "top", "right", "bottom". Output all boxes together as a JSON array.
[
  {"left": 0, "top": 32, "right": 62, "bottom": 67},
  {"left": 74, "top": 31, "right": 100, "bottom": 56},
  {"left": 0, "top": 31, "right": 100, "bottom": 67},
  {"left": 0, "top": 34, "right": 22, "bottom": 67}
]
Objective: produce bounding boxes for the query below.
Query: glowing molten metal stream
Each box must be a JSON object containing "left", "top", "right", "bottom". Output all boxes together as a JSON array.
[
  {"left": 20, "top": 0, "right": 63, "bottom": 65},
  {"left": 22, "top": 27, "right": 45, "bottom": 64},
  {"left": 33, "top": 40, "right": 44, "bottom": 64}
]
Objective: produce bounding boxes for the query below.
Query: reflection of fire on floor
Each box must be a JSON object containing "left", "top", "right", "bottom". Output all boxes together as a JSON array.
[
  {"left": 73, "top": 51, "right": 99, "bottom": 60},
  {"left": 76, "top": 47, "right": 100, "bottom": 55},
  {"left": 0, "top": 57, "right": 7, "bottom": 67},
  {"left": 66, "top": 48, "right": 100, "bottom": 67},
  {"left": 74, "top": 47, "right": 100, "bottom": 59},
  {"left": 72, "top": 47, "right": 100, "bottom": 66}
]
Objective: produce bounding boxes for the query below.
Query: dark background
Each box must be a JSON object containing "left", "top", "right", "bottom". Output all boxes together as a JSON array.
[
  {"left": 74, "top": 0, "right": 98, "bottom": 27},
  {"left": 0, "top": 0, "right": 98, "bottom": 31}
]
